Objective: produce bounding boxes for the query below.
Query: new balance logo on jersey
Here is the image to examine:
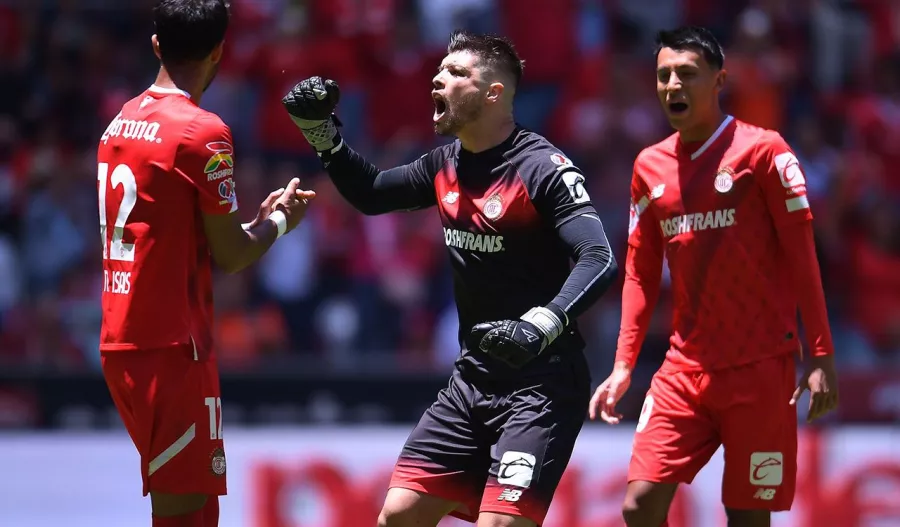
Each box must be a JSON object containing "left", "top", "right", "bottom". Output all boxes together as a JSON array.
[
  {"left": 660, "top": 209, "right": 735, "bottom": 237},
  {"left": 101, "top": 113, "right": 162, "bottom": 145},
  {"left": 444, "top": 228, "right": 504, "bottom": 253},
  {"left": 497, "top": 489, "right": 523, "bottom": 502}
]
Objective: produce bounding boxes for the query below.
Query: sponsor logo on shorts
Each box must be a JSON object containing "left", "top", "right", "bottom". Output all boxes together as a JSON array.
[
  {"left": 749, "top": 451, "right": 783, "bottom": 486},
  {"left": 497, "top": 451, "right": 536, "bottom": 488},
  {"left": 497, "top": 488, "right": 523, "bottom": 502},
  {"left": 754, "top": 488, "right": 777, "bottom": 500},
  {"left": 210, "top": 447, "right": 226, "bottom": 476}
]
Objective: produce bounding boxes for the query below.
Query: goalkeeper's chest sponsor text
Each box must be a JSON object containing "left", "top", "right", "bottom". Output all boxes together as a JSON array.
[
  {"left": 661, "top": 208, "right": 735, "bottom": 237},
  {"left": 444, "top": 227, "right": 504, "bottom": 253}
]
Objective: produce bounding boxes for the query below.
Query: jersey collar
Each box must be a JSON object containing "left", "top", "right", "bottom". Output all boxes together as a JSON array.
[
  {"left": 148, "top": 84, "right": 192, "bottom": 99},
  {"left": 681, "top": 114, "right": 735, "bottom": 161}
]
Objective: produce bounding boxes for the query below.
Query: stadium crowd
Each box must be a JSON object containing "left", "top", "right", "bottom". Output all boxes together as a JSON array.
[{"left": 0, "top": 0, "right": 897, "bottom": 377}]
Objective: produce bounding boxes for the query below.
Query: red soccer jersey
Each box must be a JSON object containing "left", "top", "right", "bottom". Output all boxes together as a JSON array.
[
  {"left": 622, "top": 116, "right": 814, "bottom": 371},
  {"left": 96, "top": 85, "right": 240, "bottom": 359}
]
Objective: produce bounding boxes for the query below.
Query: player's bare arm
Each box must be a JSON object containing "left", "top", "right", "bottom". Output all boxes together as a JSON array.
[
  {"left": 203, "top": 178, "right": 315, "bottom": 274},
  {"left": 590, "top": 159, "right": 665, "bottom": 424},
  {"left": 282, "top": 77, "right": 438, "bottom": 215}
]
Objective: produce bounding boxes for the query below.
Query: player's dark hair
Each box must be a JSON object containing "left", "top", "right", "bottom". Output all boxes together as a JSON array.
[
  {"left": 447, "top": 30, "right": 524, "bottom": 89},
  {"left": 655, "top": 26, "right": 725, "bottom": 70},
  {"left": 153, "top": 0, "right": 230, "bottom": 64}
]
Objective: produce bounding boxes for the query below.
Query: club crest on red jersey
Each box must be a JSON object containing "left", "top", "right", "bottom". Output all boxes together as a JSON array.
[
  {"left": 482, "top": 193, "right": 504, "bottom": 220},
  {"left": 715, "top": 166, "right": 734, "bottom": 193}
]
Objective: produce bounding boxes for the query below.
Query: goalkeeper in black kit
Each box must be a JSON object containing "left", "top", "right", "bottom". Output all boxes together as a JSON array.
[{"left": 283, "top": 31, "right": 619, "bottom": 527}]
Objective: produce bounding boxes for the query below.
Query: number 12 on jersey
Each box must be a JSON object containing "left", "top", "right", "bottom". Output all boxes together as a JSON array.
[{"left": 97, "top": 163, "right": 137, "bottom": 262}]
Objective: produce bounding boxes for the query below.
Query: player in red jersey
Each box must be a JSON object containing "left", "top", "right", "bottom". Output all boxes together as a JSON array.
[
  {"left": 588, "top": 27, "right": 839, "bottom": 527},
  {"left": 97, "top": 2, "right": 314, "bottom": 526}
]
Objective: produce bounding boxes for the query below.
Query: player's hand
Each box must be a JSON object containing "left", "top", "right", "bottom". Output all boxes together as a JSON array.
[
  {"left": 282, "top": 76, "right": 343, "bottom": 153},
  {"left": 244, "top": 187, "right": 286, "bottom": 230},
  {"left": 589, "top": 362, "right": 632, "bottom": 424},
  {"left": 272, "top": 177, "right": 316, "bottom": 232},
  {"left": 790, "top": 354, "right": 839, "bottom": 423},
  {"left": 468, "top": 305, "right": 566, "bottom": 369}
]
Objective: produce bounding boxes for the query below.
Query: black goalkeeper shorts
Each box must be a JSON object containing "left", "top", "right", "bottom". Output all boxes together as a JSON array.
[{"left": 388, "top": 350, "right": 591, "bottom": 525}]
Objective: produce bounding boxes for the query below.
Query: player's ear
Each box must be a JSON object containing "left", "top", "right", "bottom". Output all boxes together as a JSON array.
[
  {"left": 151, "top": 34, "right": 162, "bottom": 60},
  {"left": 486, "top": 82, "right": 504, "bottom": 104},
  {"left": 714, "top": 68, "right": 727, "bottom": 93},
  {"left": 209, "top": 40, "right": 225, "bottom": 64}
]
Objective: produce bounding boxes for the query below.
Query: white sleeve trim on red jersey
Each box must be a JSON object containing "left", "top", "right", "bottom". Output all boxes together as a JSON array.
[{"left": 690, "top": 114, "right": 735, "bottom": 161}]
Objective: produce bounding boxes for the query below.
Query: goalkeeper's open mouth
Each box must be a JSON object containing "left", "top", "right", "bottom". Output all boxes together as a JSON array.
[{"left": 433, "top": 93, "right": 448, "bottom": 122}]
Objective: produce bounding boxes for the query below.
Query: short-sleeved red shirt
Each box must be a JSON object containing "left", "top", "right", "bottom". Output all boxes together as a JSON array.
[{"left": 96, "top": 85, "right": 239, "bottom": 359}]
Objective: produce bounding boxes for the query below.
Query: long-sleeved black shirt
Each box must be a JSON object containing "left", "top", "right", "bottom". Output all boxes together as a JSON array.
[{"left": 323, "top": 126, "right": 618, "bottom": 377}]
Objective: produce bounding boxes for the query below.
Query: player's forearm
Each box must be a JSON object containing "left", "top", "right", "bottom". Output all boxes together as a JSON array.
[
  {"left": 614, "top": 245, "right": 663, "bottom": 367},
  {"left": 215, "top": 220, "right": 278, "bottom": 274},
  {"left": 324, "top": 144, "right": 423, "bottom": 215},
  {"left": 551, "top": 213, "right": 619, "bottom": 320},
  {"left": 779, "top": 222, "right": 835, "bottom": 357}
]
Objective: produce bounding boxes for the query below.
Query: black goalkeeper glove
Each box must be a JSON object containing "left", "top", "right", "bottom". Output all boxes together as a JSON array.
[
  {"left": 282, "top": 76, "right": 344, "bottom": 155},
  {"left": 468, "top": 304, "right": 568, "bottom": 369}
]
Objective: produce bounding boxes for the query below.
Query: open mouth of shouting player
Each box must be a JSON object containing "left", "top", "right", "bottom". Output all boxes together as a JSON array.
[{"left": 431, "top": 63, "right": 486, "bottom": 137}]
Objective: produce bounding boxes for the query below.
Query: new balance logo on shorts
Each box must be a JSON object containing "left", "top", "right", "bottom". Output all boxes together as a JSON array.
[
  {"left": 749, "top": 451, "right": 783, "bottom": 486},
  {"left": 498, "top": 488, "right": 523, "bottom": 502},
  {"left": 754, "top": 488, "right": 777, "bottom": 501},
  {"left": 497, "top": 451, "right": 536, "bottom": 488}
]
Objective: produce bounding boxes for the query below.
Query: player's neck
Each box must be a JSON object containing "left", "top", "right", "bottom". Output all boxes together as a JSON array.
[
  {"left": 457, "top": 116, "right": 516, "bottom": 154},
  {"left": 154, "top": 67, "right": 204, "bottom": 105},
  {"left": 679, "top": 110, "right": 727, "bottom": 144}
]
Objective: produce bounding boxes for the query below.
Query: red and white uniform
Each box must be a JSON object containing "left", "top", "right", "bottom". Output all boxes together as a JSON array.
[
  {"left": 97, "top": 85, "right": 239, "bottom": 496},
  {"left": 619, "top": 116, "right": 834, "bottom": 510}
]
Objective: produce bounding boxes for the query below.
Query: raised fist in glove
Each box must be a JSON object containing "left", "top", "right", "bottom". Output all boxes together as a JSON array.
[
  {"left": 282, "top": 76, "right": 342, "bottom": 153},
  {"left": 468, "top": 305, "right": 568, "bottom": 369}
]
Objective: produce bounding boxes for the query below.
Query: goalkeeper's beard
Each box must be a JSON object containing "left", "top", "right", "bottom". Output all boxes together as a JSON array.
[{"left": 434, "top": 91, "right": 484, "bottom": 137}]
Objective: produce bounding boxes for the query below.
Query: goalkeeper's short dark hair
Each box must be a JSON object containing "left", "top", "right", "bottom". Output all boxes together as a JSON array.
[
  {"left": 153, "top": 0, "right": 230, "bottom": 65},
  {"left": 447, "top": 30, "right": 524, "bottom": 89},
  {"left": 655, "top": 26, "right": 725, "bottom": 70}
]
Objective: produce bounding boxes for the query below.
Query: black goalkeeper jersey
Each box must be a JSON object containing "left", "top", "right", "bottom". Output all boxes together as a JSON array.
[{"left": 322, "top": 126, "right": 617, "bottom": 377}]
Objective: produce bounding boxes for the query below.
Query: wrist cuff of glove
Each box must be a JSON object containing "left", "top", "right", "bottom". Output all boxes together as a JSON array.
[
  {"left": 520, "top": 304, "right": 566, "bottom": 344},
  {"left": 291, "top": 115, "right": 341, "bottom": 153}
]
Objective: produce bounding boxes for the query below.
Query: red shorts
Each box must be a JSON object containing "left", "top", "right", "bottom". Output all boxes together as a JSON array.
[
  {"left": 628, "top": 353, "right": 798, "bottom": 511},
  {"left": 101, "top": 344, "right": 227, "bottom": 496}
]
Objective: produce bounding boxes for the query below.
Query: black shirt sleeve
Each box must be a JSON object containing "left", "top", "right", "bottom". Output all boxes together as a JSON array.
[
  {"left": 531, "top": 164, "right": 595, "bottom": 229},
  {"left": 549, "top": 211, "right": 619, "bottom": 320},
  {"left": 322, "top": 143, "right": 443, "bottom": 215},
  {"left": 529, "top": 157, "right": 618, "bottom": 320}
]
